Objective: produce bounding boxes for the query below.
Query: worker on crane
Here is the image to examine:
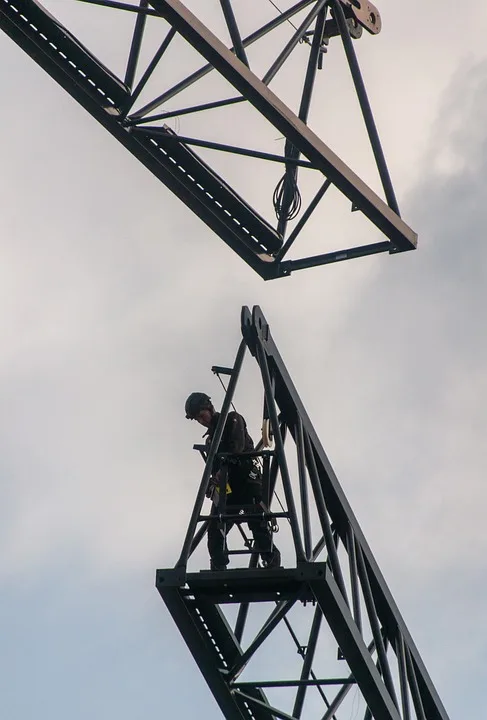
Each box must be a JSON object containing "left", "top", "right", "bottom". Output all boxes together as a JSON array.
[{"left": 185, "top": 392, "right": 281, "bottom": 571}]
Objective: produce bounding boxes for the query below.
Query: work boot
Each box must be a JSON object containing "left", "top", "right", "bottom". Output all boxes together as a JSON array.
[
  {"left": 210, "top": 561, "right": 227, "bottom": 571},
  {"left": 262, "top": 548, "right": 281, "bottom": 569}
]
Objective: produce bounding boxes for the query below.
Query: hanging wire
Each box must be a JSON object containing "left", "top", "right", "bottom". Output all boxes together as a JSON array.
[
  {"left": 267, "top": 0, "right": 316, "bottom": 224},
  {"left": 273, "top": 169, "right": 302, "bottom": 222}
]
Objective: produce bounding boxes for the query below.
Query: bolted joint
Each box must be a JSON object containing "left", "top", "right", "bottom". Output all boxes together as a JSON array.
[
  {"left": 323, "top": 17, "right": 363, "bottom": 42},
  {"left": 156, "top": 567, "right": 187, "bottom": 588},
  {"left": 338, "top": 0, "right": 382, "bottom": 35}
]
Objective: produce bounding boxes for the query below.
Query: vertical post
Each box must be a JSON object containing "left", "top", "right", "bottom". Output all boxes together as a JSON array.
[
  {"left": 255, "top": 340, "right": 307, "bottom": 563},
  {"left": 356, "top": 544, "right": 399, "bottom": 709},
  {"left": 405, "top": 646, "right": 427, "bottom": 720},
  {"left": 261, "top": 453, "right": 271, "bottom": 507},
  {"left": 268, "top": 422, "right": 287, "bottom": 501},
  {"left": 292, "top": 605, "right": 323, "bottom": 718},
  {"left": 347, "top": 527, "right": 362, "bottom": 633},
  {"left": 216, "top": 464, "right": 230, "bottom": 559},
  {"left": 124, "top": 0, "right": 149, "bottom": 90},
  {"left": 219, "top": 0, "right": 248, "bottom": 66},
  {"left": 331, "top": 0, "right": 400, "bottom": 215},
  {"left": 304, "top": 432, "right": 350, "bottom": 606},
  {"left": 296, "top": 416, "right": 313, "bottom": 560},
  {"left": 277, "top": 5, "right": 328, "bottom": 237},
  {"left": 397, "top": 633, "right": 412, "bottom": 720},
  {"left": 176, "top": 339, "right": 247, "bottom": 569}
]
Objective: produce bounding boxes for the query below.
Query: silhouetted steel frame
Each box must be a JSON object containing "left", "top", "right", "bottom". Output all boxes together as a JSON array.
[
  {"left": 0, "top": 0, "right": 417, "bottom": 281},
  {"left": 149, "top": 0, "right": 416, "bottom": 254},
  {"left": 127, "top": 0, "right": 317, "bottom": 119},
  {"left": 156, "top": 306, "right": 449, "bottom": 720},
  {"left": 246, "top": 305, "right": 448, "bottom": 720}
]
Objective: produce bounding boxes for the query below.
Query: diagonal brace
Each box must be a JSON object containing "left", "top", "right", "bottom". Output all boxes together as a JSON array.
[
  {"left": 148, "top": 0, "right": 417, "bottom": 252},
  {"left": 227, "top": 595, "right": 300, "bottom": 681}
]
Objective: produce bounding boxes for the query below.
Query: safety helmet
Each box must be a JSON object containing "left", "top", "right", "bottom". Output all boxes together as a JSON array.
[{"left": 185, "top": 392, "right": 213, "bottom": 419}]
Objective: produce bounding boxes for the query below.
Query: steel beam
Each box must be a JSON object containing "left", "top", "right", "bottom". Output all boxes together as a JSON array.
[
  {"left": 310, "top": 566, "right": 401, "bottom": 720},
  {"left": 0, "top": 0, "right": 281, "bottom": 276},
  {"left": 155, "top": 306, "right": 450, "bottom": 720},
  {"left": 1, "top": 0, "right": 418, "bottom": 279},
  {"left": 242, "top": 305, "right": 451, "bottom": 720},
  {"left": 124, "top": 0, "right": 149, "bottom": 89},
  {"left": 148, "top": 0, "right": 417, "bottom": 253}
]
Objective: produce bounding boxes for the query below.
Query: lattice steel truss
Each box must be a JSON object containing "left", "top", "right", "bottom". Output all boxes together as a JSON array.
[
  {"left": 0, "top": 0, "right": 417, "bottom": 278},
  {"left": 157, "top": 306, "right": 449, "bottom": 720}
]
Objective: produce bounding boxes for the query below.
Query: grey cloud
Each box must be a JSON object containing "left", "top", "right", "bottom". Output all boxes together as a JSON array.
[{"left": 2, "top": 9, "right": 487, "bottom": 720}]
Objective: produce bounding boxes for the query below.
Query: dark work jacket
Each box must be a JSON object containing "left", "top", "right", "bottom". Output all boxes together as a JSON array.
[{"left": 206, "top": 412, "right": 257, "bottom": 490}]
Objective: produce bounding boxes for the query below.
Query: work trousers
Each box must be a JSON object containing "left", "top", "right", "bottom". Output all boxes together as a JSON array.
[{"left": 207, "top": 479, "right": 276, "bottom": 569}]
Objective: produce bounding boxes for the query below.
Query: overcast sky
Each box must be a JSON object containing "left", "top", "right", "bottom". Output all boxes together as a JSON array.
[{"left": 1, "top": 1, "right": 486, "bottom": 718}]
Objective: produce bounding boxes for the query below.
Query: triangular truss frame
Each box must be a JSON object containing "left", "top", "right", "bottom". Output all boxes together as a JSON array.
[
  {"left": 0, "top": 0, "right": 417, "bottom": 279},
  {"left": 157, "top": 306, "right": 449, "bottom": 720}
]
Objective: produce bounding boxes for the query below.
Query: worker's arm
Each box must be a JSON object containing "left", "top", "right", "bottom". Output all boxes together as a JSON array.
[{"left": 225, "top": 412, "right": 247, "bottom": 455}]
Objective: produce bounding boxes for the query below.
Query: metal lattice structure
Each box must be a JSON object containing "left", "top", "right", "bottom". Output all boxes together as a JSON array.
[
  {"left": 157, "top": 306, "right": 450, "bottom": 720},
  {"left": 0, "top": 0, "right": 417, "bottom": 278},
  {"left": 1, "top": 3, "right": 450, "bottom": 718}
]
